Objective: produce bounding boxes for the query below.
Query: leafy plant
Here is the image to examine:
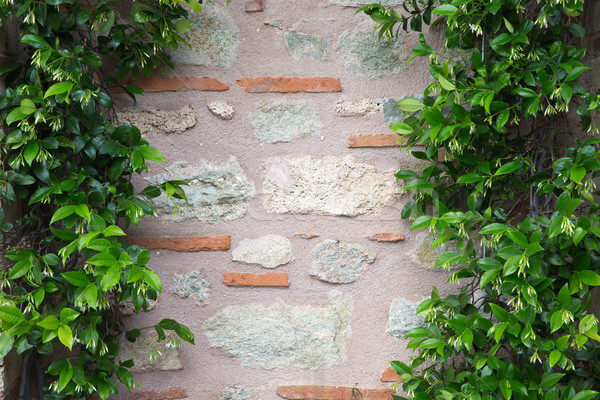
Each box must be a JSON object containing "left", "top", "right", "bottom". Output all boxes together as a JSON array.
[
  {"left": 0, "top": 0, "right": 214, "bottom": 399},
  {"left": 361, "top": 1, "right": 600, "bottom": 400}
]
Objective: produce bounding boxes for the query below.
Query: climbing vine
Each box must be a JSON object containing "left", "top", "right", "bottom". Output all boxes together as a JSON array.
[
  {"left": 362, "top": 1, "right": 600, "bottom": 400},
  {"left": 0, "top": 0, "right": 212, "bottom": 399}
]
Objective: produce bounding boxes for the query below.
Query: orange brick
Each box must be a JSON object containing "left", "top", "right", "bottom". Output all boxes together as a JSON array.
[
  {"left": 128, "top": 236, "right": 231, "bottom": 251},
  {"left": 114, "top": 76, "right": 229, "bottom": 93},
  {"left": 276, "top": 386, "right": 394, "bottom": 400},
  {"left": 368, "top": 233, "right": 405, "bottom": 242},
  {"left": 381, "top": 366, "right": 402, "bottom": 382},
  {"left": 129, "top": 388, "right": 187, "bottom": 400},
  {"left": 347, "top": 134, "right": 410, "bottom": 148},
  {"left": 223, "top": 272, "right": 289, "bottom": 287},
  {"left": 237, "top": 77, "right": 341, "bottom": 93},
  {"left": 245, "top": 0, "right": 265, "bottom": 11},
  {"left": 294, "top": 232, "right": 320, "bottom": 239}
]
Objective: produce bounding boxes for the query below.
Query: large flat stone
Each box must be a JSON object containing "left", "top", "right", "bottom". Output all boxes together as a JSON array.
[
  {"left": 170, "top": 271, "right": 211, "bottom": 304},
  {"left": 252, "top": 101, "right": 321, "bottom": 143},
  {"left": 263, "top": 155, "right": 401, "bottom": 216},
  {"left": 386, "top": 298, "right": 426, "bottom": 338},
  {"left": 336, "top": 30, "right": 407, "bottom": 78},
  {"left": 203, "top": 291, "right": 353, "bottom": 369},
  {"left": 219, "top": 387, "right": 260, "bottom": 400},
  {"left": 146, "top": 157, "right": 255, "bottom": 222},
  {"left": 232, "top": 234, "right": 294, "bottom": 269},
  {"left": 116, "top": 106, "right": 196, "bottom": 137},
  {"left": 309, "top": 240, "right": 375, "bottom": 284},
  {"left": 284, "top": 31, "right": 330, "bottom": 61},
  {"left": 170, "top": 5, "right": 239, "bottom": 67}
]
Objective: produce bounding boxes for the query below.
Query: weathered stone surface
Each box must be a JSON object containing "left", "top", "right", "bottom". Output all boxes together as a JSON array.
[
  {"left": 252, "top": 101, "right": 321, "bottom": 143},
  {"left": 170, "top": 5, "right": 239, "bottom": 67},
  {"left": 219, "top": 387, "right": 260, "bottom": 400},
  {"left": 232, "top": 234, "right": 294, "bottom": 269},
  {"left": 170, "top": 271, "right": 210, "bottom": 303},
  {"left": 208, "top": 101, "right": 235, "bottom": 120},
  {"left": 309, "top": 240, "right": 375, "bottom": 284},
  {"left": 329, "top": 0, "right": 402, "bottom": 5},
  {"left": 336, "top": 30, "right": 406, "bottom": 78},
  {"left": 116, "top": 106, "right": 196, "bottom": 137},
  {"left": 203, "top": 291, "right": 353, "bottom": 369},
  {"left": 410, "top": 231, "right": 463, "bottom": 271},
  {"left": 335, "top": 98, "right": 381, "bottom": 117},
  {"left": 284, "top": 31, "right": 330, "bottom": 61},
  {"left": 146, "top": 157, "right": 256, "bottom": 222},
  {"left": 386, "top": 297, "right": 426, "bottom": 338},
  {"left": 119, "top": 331, "right": 182, "bottom": 372},
  {"left": 383, "top": 95, "right": 423, "bottom": 123},
  {"left": 263, "top": 155, "right": 401, "bottom": 216}
]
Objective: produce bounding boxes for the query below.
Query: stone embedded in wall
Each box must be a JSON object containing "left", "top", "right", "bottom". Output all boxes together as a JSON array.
[
  {"left": 146, "top": 157, "right": 256, "bottom": 222},
  {"left": 252, "top": 101, "right": 321, "bottom": 143},
  {"left": 219, "top": 386, "right": 260, "bottom": 400},
  {"left": 232, "top": 234, "right": 294, "bottom": 269},
  {"left": 336, "top": 30, "right": 407, "bottom": 79},
  {"left": 335, "top": 98, "right": 382, "bottom": 117},
  {"left": 208, "top": 101, "right": 235, "bottom": 120},
  {"left": 203, "top": 291, "right": 353, "bottom": 370},
  {"left": 119, "top": 331, "right": 182, "bottom": 372},
  {"left": 284, "top": 31, "right": 330, "bottom": 61},
  {"left": 383, "top": 95, "right": 424, "bottom": 123},
  {"left": 170, "top": 5, "right": 239, "bottom": 67},
  {"left": 410, "top": 231, "right": 463, "bottom": 271},
  {"left": 170, "top": 271, "right": 211, "bottom": 303},
  {"left": 386, "top": 297, "right": 426, "bottom": 338},
  {"left": 115, "top": 106, "right": 196, "bottom": 137},
  {"left": 309, "top": 240, "right": 375, "bottom": 284},
  {"left": 329, "top": 0, "right": 403, "bottom": 5},
  {"left": 263, "top": 155, "right": 402, "bottom": 216}
]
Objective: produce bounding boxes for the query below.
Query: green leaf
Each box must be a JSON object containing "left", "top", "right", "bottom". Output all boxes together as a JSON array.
[
  {"left": 61, "top": 271, "right": 90, "bottom": 287},
  {"left": 37, "top": 315, "right": 60, "bottom": 330},
  {"left": 565, "top": 66, "right": 589, "bottom": 82},
  {"left": 0, "top": 333, "right": 14, "bottom": 359},
  {"left": 549, "top": 350, "right": 561, "bottom": 366},
  {"left": 87, "top": 252, "right": 117, "bottom": 267},
  {"left": 21, "top": 34, "right": 50, "bottom": 49},
  {"left": 541, "top": 373, "right": 565, "bottom": 387},
  {"left": 457, "top": 173, "right": 483, "bottom": 184},
  {"left": 58, "top": 364, "right": 73, "bottom": 391},
  {"left": 570, "top": 166, "right": 586, "bottom": 184},
  {"left": 58, "top": 324, "right": 74, "bottom": 350},
  {"left": 480, "top": 223, "right": 509, "bottom": 235},
  {"left": 495, "top": 160, "right": 520, "bottom": 175},
  {"left": 59, "top": 308, "right": 80, "bottom": 323},
  {"left": 0, "top": 305, "right": 25, "bottom": 324},
  {"left": 20, "top": 98, "right": 36, "bottom": 115},
  {"left": 103, "top": 225, "right": 126, "bottom": 236},
  {"left": 143, "top": 269, "right": 162, "bottom": 291},
  {"left": 5, "top": 108, "right": 27, "bottom": 125},
  {"left": 173, "top": 19, "right": 193, "bottom": 33},
  {"left": 572, "top": 391, "right": 598, "bottom": 400},
  {"left": 99, "top": 10, "right": 115, "bottom": 33},
  {"left": 185, "top": 0, "right": 203, "bottom": 12},
  {"left": 438, "top": 76, "right": 455, "bottom": 90},
  {"left": 137, "top": 145, "right": 166, "bottom": 162},
  {"left": 23, "top": 141, "right": 39, "bottom": 166},
  {"left": 389, "top": 122, "right": 413, "bottom": 135},
  {"left": 411, "top": 215, "right": 433, "bottom": 230},
  {"left": 100, "top": 265, "right": 121, "bottom": 290},
  {"left": 489, "top": 303, "right": 508, "bottom": 322},
  {"left": 432, "top": 4, "right": 458, "bottom": 15},
  {"left": 44, "top": 82, "right": 74, "bottom": 98},
  {"left": 579, "top": 271, "right": 600, "bottom": 286},
  {"left": 50, "top": 205, "right": 77, "bottom": 225},
  {"left": 396, "top": 98, "right": 425, "bottom": 112}
]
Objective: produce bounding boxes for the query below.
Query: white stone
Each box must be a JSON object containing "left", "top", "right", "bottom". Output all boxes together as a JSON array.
[
  {"left": 335, "top": 98, "right": 382, "bottom": 117},
  {"left": 119, "top": 331, "right": 182, "bottom": 372},
  {"left": 386, "top": 298, "right": 426, "bottom": 338},
  {"left": 208, "top": 101, "right": 235, "bottom": 120},
  {"left": 309, "top": 240, "right": 375, "bottom": 283},
  {"left": 263, "top": 155, "right": 401, "bottom": 216},
  {"left": 116, "top": 106, "right": 196, "bottom": 137},
  {"left": 232, "top": 235, "right": 294, "bottom": 269}
]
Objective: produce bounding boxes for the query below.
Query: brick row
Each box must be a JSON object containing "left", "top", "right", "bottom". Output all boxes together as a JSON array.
[
  {"left": 129, "top": 388, "right": 187, "bottom": 400},
  {"left": 128, "top": 235, "right": 231, "bottom": 251},
  {"left": 223, "top": 272, "right": 289, "bottom": 287},
  {"left": 276, "top": 385, "right": 394, "bottom": 400},
  {"left": 348, "top": 134, "right": 409, "bottom": 148}
]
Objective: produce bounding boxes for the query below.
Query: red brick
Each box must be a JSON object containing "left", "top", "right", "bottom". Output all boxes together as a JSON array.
[
  {"left": 129, "top": 388, "right": 187, "bottom": 400},
  {"left": 294, "top": 232, "right": 320, "bottom": 239},
  {"left": 245, "top": 0, "right": 265, "bottom": 12},
  {"left": 223, "top": 272, "right": 289, "bottom": 287},
  {"left": 114, "top": 76, "right": 229, "bottom": 93},
  {"left": 276, "top": 386, "right": 394, "bottom": 400},
  {"left": 237, "top": 77, "right": 341, "bottom": 93},
  {"left": 368, "top": 233, "right": 405, "bottom": 242},
  {"left": 347, "top": 134, "right": 409, "bottom": 148},
  {"left": 128, "top": 236, "right": 231, "bottom": 251},
  {"left": 381, "top": 366, "right": 402, "bottom": 382}
]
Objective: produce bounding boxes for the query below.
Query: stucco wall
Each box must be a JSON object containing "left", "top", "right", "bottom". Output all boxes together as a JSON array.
[{"left": 116, "top": 1, "right": 457, "bottom": 399}]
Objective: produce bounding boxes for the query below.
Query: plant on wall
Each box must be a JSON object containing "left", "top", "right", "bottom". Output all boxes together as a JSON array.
[
  {"left": 361, "top": 1, "right": 600, "bottom": 399},
  {"left": 0, "top": 0, "right": 212, "bottom": 399}
]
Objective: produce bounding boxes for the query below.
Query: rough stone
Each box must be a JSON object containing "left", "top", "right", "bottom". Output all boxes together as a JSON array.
[
  {"left": 284, "top": 31, "right": 330, "bottom": 61},
  {"left": 208, "top": 101, "right": 235, "bottom": 120},
  {"left": 219, "top": 387, "right": 260, "bottom": 400},
  {"left": 410, "top": 231, "right": 463, "bottom": 271},
  {"left": 336, "top": 30, "right": 406, "bottom": 78},
  {"left": 203, "top": 291, "right": 353, "bottom": 369},
  {"left": 115, "top": 106, "right": 196, "bottom": 137},
  {"left": 309, "top": 240, "right": 375, "bottom": 284},
  {"left": 383, "top": 95, "right": 424, "bottom": 123},
  {"left": 232, "top": 234, "right": 294, "bottom": 269},
  {"left": 263, "top": 155, "right": 401, "bottom": 216},
  {"left": 146, "top": 157, "right": 256, "bottom": 222},
  {"left": 329, "top": 0, "right": 403, "bottom": 5},
  {"left": 335, "top": 98, "right": 382, "bottom": 117},
  {"left": 170, "top": 271, "right": 210, "bottom": 303},
  {"left": 170, "top": 5, "right": 239, "bottom": 67},
  {"left": 119, "top": 331, "right": 182, "bottom": 372},
  {"left": 386, "top": 297, "right": 426, "bottom": 338},
  {"left": 252, "top": 101, "right": 321, "bottom": 143}
]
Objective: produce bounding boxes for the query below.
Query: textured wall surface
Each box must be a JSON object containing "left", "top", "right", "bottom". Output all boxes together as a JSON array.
[{"left": 113, "top": 1, "right": 458, "bottom": 400}]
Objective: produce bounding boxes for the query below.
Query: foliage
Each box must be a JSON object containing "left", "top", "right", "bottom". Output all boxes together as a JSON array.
[
  {"left": 361, "top": 1, "right": 600, "bottom": 400},
  {"left": 0, "top": 0, "right": 213, "bottom": 399}
]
